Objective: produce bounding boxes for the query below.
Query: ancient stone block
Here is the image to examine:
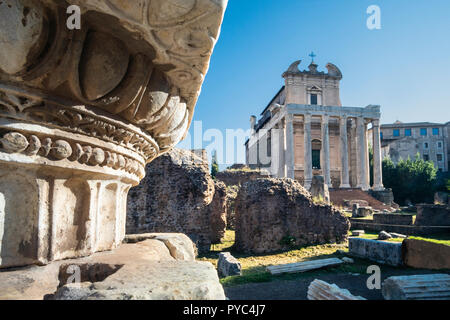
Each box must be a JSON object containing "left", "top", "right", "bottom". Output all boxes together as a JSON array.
[
  {"left": 126, "top": 148, "right": 226, "bottom": 252},
  {"left": 309, "top": 175, "right": 330, "bottom": 203},
  {"left": 234, "top": 178, "right": 350, "bottom": 254},
  {"left": 351, "top": 230, "right": 365, "bottom": 236},
  {"left": 218, "top": 252, "right": 241, "bottom": 278},
  {"left": 225, "top": 185, "right": 239, "bottom": 230},
  {"left": 402, "top": 239, "right": 450, "bottom": 270},
  {"left": 348, "top": 238, "right": 403, "bottom": 266},
  {"left": 382, "top": 274, "right": 450, "bottom": 300},
  {"left": 378, "top": 231, "right": 393, "bottom": 240},
  {"left": 0, "top": 0, "right": 227, "bottom": 268},
  {"left": 215, "top": 166, "right": 269, "bottom": 186},
  {"left": 307, "top": 279, "right": 366, "bottom": 300},
  {"left": 373, "top": 213, "right": 414, "bottom": 225},
  {"left": 267, "top": 258, "right": 344, "bottom": 275}
]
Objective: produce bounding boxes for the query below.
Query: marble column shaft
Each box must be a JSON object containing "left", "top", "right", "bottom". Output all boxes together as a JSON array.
[
  {"left": 357, "top": 117, "right": 369, "bottom": 190},
  {"left": 286, "top": 114, "right": 295, "bottom": 179},
  {"left": 321, "top": 114, "right": 331, "bottom": 187},
  {"left": 303, "top": 114, "right": 313, "bottom": 189},
  {"left": 372, "top": 119, "right": 384, "bottom": 190},
  {"left": 339, "top": 116, "right": 351, "bottom": 188}
]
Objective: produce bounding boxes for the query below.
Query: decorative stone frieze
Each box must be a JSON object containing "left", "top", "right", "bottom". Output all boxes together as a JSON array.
[{"left": 0, "top": 0, "right": 227, "bottom": 268}]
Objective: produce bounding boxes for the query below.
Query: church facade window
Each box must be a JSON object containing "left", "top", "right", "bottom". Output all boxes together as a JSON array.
[{"left": 312, "top": 150, "right": 321, "bottom": 169}]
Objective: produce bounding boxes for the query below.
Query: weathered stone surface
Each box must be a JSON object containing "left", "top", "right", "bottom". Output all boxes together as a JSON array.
[
  {"left": 382, "top": 274, "right": 450, "bottom": 300},
  {"left": 373, "top": 213, "right": 414, "bottom": 226},
  {"left": 415, "top": 204, "right": 450, "bottom": 226},
  {"left": 307, "top": 279, "right": 366, "bottom": 300},
  {"left": 267, "top": 258, "right": 344, "bottom": 275},
  {"left": 390, "top": 232, "right": 407, "bottom": 239},
  {"left": 342, "top": 257, "right": 354, "bottom": 264},
  {"left": 52, "top": 260, "right": 225, "bottom": 300},
  {"left": 124, "top": 233, "right": 197, "bottom": 261},
  {"left": 348, "top": 238, "right": 403, "bottom": 266},
  {"left": 217, "top": 252, "right": 241, "bottom": 278},
  {"left": 1, "top": 237, "right": 225, "bottom": 300},
  {"left": 234, "top": 178, "right": 349, "bottom": 254},
  {"left": 209, "top": 180, "right": 228, "bottom": 244},
  {"left": 351, "top": 230, "right": 365, "bottom": 236},
  {"left": 127, "top": 148, "right": 226, "bottom": 252},
  {"left": 353, "top": 206, "right": 373, "bottom": 218},
  {"left": 434, "top": 192, "right": 449, "bottom": 205},
  {"left": 378, "top": 231, "right": 393, "bottom": 240},
  {"left": 402, "top": 239, "right": 450, "bottom": 270},
  {"left": 225, "top": 185, "right": 239, "bottom": 229},
  {"left": 216, "top": 166, "right": 269, "bottom": 186},
  {"left": 0, "top": 0, "right": 227, "bottom": 268},
  {"left": 309, "top": 175, "right": 330, "bottom": 203}
]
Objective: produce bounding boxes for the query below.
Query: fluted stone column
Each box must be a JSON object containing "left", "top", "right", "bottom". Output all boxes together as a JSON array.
[
  {"left": 365, "top": 121, "right": 370, "bottom": 188},
  {"left": 278, "top": 119, "right": 286, "bottom": 177},
  {"left": 356, "top": 117, "right": 369, "bottom": 190},
  {"left": 270, "top": 125, "right": 280, "bottom": 177},
  {"left": 286, "top": 114, "right": 295, "bottom": 179},
  {"left": 372, "top": 119, "right": 384, "bottom": 190},
  {"left": 339, "top": 116, "right": 351, "bottom": 188},
  {"left": 321, "top": 114, "right": 331, "bottom": 187},
  {"left": 304, "top": 114, "right": 313, "bottom": 189}
]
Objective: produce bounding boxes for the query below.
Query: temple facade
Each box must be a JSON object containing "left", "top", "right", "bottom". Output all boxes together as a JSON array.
[{"left": 245, "top": 58, "right": 384, "bottom": 191}]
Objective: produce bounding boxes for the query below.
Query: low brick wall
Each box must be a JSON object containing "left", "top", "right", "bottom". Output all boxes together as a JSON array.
[
  {"left": 402, "top": 239, "right": 450, "bottom": 270},
  {"left": 373, "top": 214, "right": 414, "bottom": 226},
  {"left": 350, "top": 219, "right": 450, "bottom": 236},
  {"left": 348, "top": 238, "right": 403, "bottom": 266}
]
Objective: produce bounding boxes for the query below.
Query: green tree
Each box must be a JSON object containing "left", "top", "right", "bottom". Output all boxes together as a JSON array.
[
  {"left": 211, "top": 150, "right": 219, "bottom": 179},
  {"left": 382, "top": 153, "right": 438, "bottom": 205}
]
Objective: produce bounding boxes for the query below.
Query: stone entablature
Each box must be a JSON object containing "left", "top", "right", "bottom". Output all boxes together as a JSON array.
[{"left": 0, "top": 0, "right": 227, "bottom": 268}]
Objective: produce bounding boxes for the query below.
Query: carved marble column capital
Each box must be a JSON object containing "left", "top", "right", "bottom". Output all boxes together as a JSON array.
[{"left": 0, "top": 0, "right": 227, "bottom": 268}]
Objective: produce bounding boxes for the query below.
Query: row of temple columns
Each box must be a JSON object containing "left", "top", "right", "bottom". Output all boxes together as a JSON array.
[{"left": 277, "top": 113, "right": 384, "bottom": 191}]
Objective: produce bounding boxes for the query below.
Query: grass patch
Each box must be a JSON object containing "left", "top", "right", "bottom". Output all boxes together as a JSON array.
[
  {"left": 199, "top": 230, "right": 355, "bottom": 287},
  {"left": 201, "top": 230, "right": 450, "bottom": 287},
  {"left": 408, "top": 236, "right": 450, "bottom": 246}
]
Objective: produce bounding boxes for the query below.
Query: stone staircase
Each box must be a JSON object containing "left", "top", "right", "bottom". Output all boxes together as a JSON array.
[{"left": 329, "top": 188, "right": 392, "bottom": 211}]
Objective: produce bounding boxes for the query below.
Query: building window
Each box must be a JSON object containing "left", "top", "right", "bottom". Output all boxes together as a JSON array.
[
  {"left": 437, "top": 141, "right": 443, "bottom": 149},
  {"left": 420, "top": 128, "right": 427, "bottom": 136},
  {"left": 432, "top": 128, "right": 439, "bottom": 136},
  {"left": 380, "top": 132, "right": 383, "bottom": 139},
  {"left": 312, "top": 150, "right": 321, "bottom": 169},
  {"left": 310, "top": 94, "right": 318, "bottom": 105},
  {"left": 405, "top": 128, "right": 412, "bottom": 136},
  {"left": 393, "top": 129, "right": 400, "bottom": 137},
  {"left": 423, "top": 154, "right": 429, "bottom": 161},
  {"left": 437, "top": 154, "right": 443, "bottom": 162},
  {"left": 424, "top": 142, "right": 429, "bottom": 149}
]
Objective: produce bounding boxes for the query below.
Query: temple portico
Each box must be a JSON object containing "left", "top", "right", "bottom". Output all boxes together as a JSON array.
[{"left": 246, "top": 58, "right": 384, "bottom": 191}]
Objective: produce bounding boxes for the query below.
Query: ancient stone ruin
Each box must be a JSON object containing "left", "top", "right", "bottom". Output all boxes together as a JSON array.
[
  {"left": 0, "top": 0, "right": 227, "bottom": 270},
  {"left": 234, "top": 178, "right": 350, "bottom": 254},
  {"left": 127, "top": 148, "right": 227, "bottom": 252}
]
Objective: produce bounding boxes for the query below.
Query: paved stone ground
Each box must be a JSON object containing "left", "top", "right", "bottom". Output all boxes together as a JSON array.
[{"left": 224, "top": 269, "right": 447, "bottom": 300}]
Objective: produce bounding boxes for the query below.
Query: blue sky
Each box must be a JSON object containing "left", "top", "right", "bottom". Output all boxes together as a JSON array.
[{"left": 178, "top": 0, "right": 450, "bottom": 167}]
